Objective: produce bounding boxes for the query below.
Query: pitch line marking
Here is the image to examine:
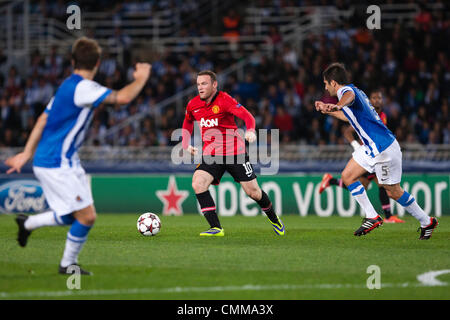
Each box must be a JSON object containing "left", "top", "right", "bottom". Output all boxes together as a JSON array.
[
  {"left": 1, "top": 281, "right": 449, "bottom": 298},
  {"left": 417, "top": 270, "right": 450, "bottom": 286}
]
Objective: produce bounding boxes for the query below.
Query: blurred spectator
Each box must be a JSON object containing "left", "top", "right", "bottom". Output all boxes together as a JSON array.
[
  {"left": 108, "top": 27, "right": 132, "bottom": 66},
  {"left": 235, "top": 74, "right": 260, "bottom": 102},
  {"left": 274, "top": 106, "right": 293, "bottom": 141},
  {"left": 222, "top": 9, "right": 241, "bottom": 41},
  {"left": 0, "top": 1, "right": 448, "bottom": 148},
  {"left": 415, "top": 3, "right": 432, "bottom": 32},
  {"left": 267, "top": 26, "right": 282, "bottom": 49},
  {"left": 99, "top": 52, "right": 117, "bottom": 77}
]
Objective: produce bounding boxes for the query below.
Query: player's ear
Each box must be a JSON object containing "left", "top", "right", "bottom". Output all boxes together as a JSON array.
[
  {"left": 213, "top": 80, "right": 218, "bottom": 89},
  {"left": 330, "top": 80, "right": 337, "bottom": 88}
]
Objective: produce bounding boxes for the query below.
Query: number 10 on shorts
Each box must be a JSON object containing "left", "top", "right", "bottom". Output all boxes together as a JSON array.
[{"left": 243, "top": 162, "right": 253, "bottom": 177}]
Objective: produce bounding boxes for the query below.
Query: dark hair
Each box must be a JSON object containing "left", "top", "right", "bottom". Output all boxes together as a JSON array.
[
  {"left": 369, "top": 88, "right": 383, "bottom": 96},
  {"left": 323, "top": 62, "right": 349, "bottom": 85},
  {"left": 197, "top": 70, "right": 217, "bottom": 83},
  {"left": 71, "top": 37, "right": 102, "bottom": 70}
]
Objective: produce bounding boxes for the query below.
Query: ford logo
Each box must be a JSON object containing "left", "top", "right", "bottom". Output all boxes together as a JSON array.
[{"left": 0, "top": 180, "right": 49, "bottom": 213}]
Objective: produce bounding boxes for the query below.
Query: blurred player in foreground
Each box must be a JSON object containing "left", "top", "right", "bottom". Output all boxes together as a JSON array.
[
  {"left": 315, "top": 63, "right": 437, "bottom": 239},
  {"left": 5, "top": 37, "right": 151, "bottom": 274},
  {"left": 319, "top": 89, "right": 404, "bottom": 223},
  {"left": 182, "top": 70, "right": 284, "bottom": 236}
]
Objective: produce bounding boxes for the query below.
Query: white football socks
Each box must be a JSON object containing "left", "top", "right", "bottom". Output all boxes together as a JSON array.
[
  {"left": 60, "top": 237, "right": 86, "bottom": 267},
  {"left": 24, "top": 211, "right": 58, "bottom": 230},
  {"left": 60, "top": 221, "right": 92, "bottom": 268},
  {"left": 397, "top": 191, "right": 431, "bottom": 227},
  {"left": 347, "top": 181, "right": 379, "bottom": 219}
]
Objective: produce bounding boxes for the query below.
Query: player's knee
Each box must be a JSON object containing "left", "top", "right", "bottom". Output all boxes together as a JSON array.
[
  {"left": 82, "top": 211, "right": 97, "bottom": 226},
  {"left": 341, "top": 171, "right": 352, "bottom": 186},
  {"left": 245, "top": 187, "right": 261, "bottom": 200},
  {"left": 76, "top": 207, "right": 97, "bottom": 226},
  {"left": 87, "top": 211, "right": 97, "bottom": 225},
  {"left": 192, "top": 179, "right": 208, "bottom": 193}
]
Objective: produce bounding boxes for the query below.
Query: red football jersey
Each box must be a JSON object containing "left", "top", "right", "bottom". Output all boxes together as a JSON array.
[
  {"left": 183, "top": 91, "right": 255, "bottom": 156},
  {"left": 379, "top": 111, "right": 387, "bottom": 126}
]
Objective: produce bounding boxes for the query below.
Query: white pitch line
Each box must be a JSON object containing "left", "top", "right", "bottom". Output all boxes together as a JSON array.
[{"left": 0, "top": 282, "right": 448, "bottom": 299}]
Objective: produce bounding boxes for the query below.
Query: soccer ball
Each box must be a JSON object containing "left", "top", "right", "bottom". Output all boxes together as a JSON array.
[{"left": 137, "top": 212, "right": 161, "bottom": 236}]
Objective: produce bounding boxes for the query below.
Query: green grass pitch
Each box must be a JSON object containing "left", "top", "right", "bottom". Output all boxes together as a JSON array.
[{"left": 0, "top": 213, "right": 449, "bottom": 300}]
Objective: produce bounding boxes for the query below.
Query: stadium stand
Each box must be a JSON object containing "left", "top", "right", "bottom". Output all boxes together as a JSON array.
[{"left": 0, "top": 0, "right": 448, "bottom": 172}]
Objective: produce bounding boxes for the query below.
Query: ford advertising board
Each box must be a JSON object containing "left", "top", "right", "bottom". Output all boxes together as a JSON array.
[{"left": 0, "top": 179, "right": 49, "bottom": 214}]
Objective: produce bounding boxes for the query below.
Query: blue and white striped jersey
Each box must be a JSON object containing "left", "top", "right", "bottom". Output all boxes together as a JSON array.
[
  {"left": 33, "top": 74, "right": 111, "bottom": 168},
  {"left": 338, "top": 84, "right": 396, "bottom": 157}
]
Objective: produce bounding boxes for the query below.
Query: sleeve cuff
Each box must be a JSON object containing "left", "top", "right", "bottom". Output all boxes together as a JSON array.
[{"left": 92, "top": 89, "right": 112, "bottom": 108}]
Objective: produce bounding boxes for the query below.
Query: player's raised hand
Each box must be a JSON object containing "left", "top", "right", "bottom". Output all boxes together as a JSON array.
[
  {"left": 133, "top": 63, "right": 152, "bottom": 83},
  {"left": 187, "top": 145, "right": 198, "bottom": 155},
  {"left": 245, "top": 131, "right": 257, "bottom": 143},
  {"left": 324, "top": 103, "right": 339, "bottom": 112},
  {"left": 315, "top": 101, "right": 325, "bottom": 111},
  {"left": 5, "top": 152, "right": 30, "bottom": 174}
]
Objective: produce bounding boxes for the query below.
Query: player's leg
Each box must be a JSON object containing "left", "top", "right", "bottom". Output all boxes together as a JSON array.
[
  {"left": 379, "top": 186, "right": 394, "bottom": 220},
  {"left": 16, "top": 166, "right": 78, "bottom": 247},
  {"left": 58, "top": 166, "right": 97, "bottom": 274},
  {"left": 381, "top": 183, "right": 437, "bottom": 239},
  {"left": 319, "top": 173, "right": 347, "bottom": 194},
  {"left": 240, "top": 178, "right": 285, "bottom": 235},
  {"left": 227, "top": 155, "right": 285, "bottom": 235},
  {"left": 373, "top": 177, "right": 404, "bottom": 223},
  {"left": 19, "top": 210, "right": 74, "bottom": 230},
  {"left": 359, "top": 175, "right": 371, "bottom": 190},
  {"left": 342, "top": 158, "right": 380, "bottom": 220},
  {"left": 319, "top": 170, "right": 372, "bottom": 195},
  {"left": 322, "top": 173, "right": 370, "bottom": 194},
  {"left": 59, "top": 204, "right": 96, "bottom": 275},
  {"left": 192, "top": 168, "right": 224, "bottom": 236},
  {"left": 342, "top": 155, "right": 383, "bottom": 236},
  {"left": 375, "top": 140, "right": 437, "bottom": 239},
  {"left": 15, "top": 211, "right": 75, "bottom": 247}
]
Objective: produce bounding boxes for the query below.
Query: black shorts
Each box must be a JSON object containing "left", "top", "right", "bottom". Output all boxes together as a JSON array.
[
  {"left": 362, "top": 172, "right": 376, "bottom": 180},
  {"left": 195, "top": 153, "right": 257, "bottom": 185}
]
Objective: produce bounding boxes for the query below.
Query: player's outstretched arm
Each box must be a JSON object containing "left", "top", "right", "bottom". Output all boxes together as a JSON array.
[
  {"left": 5, "top": 112, "right": 48, "bottom": 174},
  {"left": 228, "top": 104, "right": 256, "bottom": 142},
  {"left": 181, "top": 117, "right": 198, "bottom": 155},
  {"left": 103, "top": 63, "right": 151, "bottom": 105},
  {"left": 325, "top": 91, "right": 355, "bottom": 112},
  {"left": 327, "top": 110, "right": 349, "bottom": 122},
  {"left": 315, "top": 101, "right": 349, "bottom": 122}
]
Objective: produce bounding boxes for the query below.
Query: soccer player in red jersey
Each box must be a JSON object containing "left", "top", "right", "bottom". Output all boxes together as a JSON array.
[
  {"left": 319, "top": 89, "right": 405, "bottom": 223},
  {"left": 182, "top": 70, "right": 285, "bottom": 236}
]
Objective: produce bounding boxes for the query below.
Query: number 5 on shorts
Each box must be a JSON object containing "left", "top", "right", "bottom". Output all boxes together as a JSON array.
[{"left": 380, "top": 165, "right": 389, "bottom": 182}]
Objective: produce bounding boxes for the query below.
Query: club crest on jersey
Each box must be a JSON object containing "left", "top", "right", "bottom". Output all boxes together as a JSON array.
[
  {"left": 200, "top": 118, "right": 218, "bottom": 128},
  {"left": 212, "top": 105, "right": 220, "bottom": 114}
]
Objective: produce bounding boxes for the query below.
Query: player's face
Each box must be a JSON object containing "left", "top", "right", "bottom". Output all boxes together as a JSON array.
[
  {"left": 370, "top": 92, "right": 383, "bottom": 112},
  {"left": 197, "top": 75, "right": 217, "bottom": 101},
  {"left": 324, "top": 79, "right": 337, "bottom": 96}
]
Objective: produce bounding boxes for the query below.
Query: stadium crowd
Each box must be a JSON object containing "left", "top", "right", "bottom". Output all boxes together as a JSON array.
[{"left": 0, "top": 1, "right": 448, "bottom": 147}]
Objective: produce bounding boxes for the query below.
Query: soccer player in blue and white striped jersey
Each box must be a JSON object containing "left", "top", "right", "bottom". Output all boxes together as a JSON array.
[
  {"left": 315, "top": 63, "right": 438, "bottom": 239},
  {"left": 5, "top": 37, "right": 151, "bottom": 274}
]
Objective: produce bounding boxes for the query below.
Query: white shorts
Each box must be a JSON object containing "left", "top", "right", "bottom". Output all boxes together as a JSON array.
[
  {"left": 33, "top": 165, "right": 93, "bottom": 216},
  {"left": 352, "top": 140, "right": 402, "bottom": 185}
]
